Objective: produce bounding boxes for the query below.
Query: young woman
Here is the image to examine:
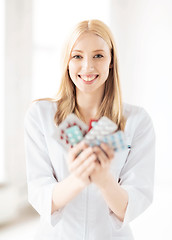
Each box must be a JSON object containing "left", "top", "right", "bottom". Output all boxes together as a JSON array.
[{"left": 24, "top": 19, "right": 155, "bottom": 239}]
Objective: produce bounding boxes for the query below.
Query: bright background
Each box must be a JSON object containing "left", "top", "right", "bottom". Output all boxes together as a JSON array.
[{"left": 0, "top": 0, "right": 172, "bottom": 239}]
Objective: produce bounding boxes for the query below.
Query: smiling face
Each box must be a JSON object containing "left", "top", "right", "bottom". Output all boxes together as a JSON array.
[{"left": 68, "top": 32, "right": 112, "bottom": 95}]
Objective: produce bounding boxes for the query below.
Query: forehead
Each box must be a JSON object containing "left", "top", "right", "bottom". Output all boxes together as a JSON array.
[{"left": 72, "top": 32, "right": 110, "bottom": 52}]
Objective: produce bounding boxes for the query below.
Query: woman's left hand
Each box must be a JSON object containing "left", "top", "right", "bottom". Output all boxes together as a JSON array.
[{"left": 90, "top": 143, "right": 114, "bottom": 188}]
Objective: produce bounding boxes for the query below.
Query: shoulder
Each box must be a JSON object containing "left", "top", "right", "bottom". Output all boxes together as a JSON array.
[
  {"left": 123, "top": 102, "right": 152, "bottom": 124},
  {"left": 24, "top": 99, "right": 57, "bottom": 126},
  {"left": 123, "top": 102, "right": 148, "bottom": 119},
  {"left": 123, "top": 102, "right": 155, "bottom": 138},
  {"left": 26, "top": 99, "right": 57, "bottom": 115}
]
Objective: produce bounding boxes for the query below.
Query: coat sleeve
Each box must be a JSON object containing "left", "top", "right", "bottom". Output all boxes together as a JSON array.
[
  {"left": 109, "top": 108, "right": 155, "bottom": 230},
  {"left": 24, "top": 102, "right": 63, "bottom": 227}
]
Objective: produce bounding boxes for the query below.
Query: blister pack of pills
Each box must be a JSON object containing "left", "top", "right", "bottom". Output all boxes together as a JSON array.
[
  {"left": 56, "top": 113, "right": 88, "bottom": 151},
  {"left": 56, "top": 113, "right": 128, "bottom": 152}
]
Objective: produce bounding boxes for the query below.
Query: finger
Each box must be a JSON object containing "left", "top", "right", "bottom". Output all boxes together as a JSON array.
[
  {"left": 76, "top": 153, "right": 97, "bottom": 177},
  {"left": 69, "top": 140, "right": 88, "bottom": 161},
  {"left": 97, "top": 152, "right": 107, "bottom": 168},
  {"left": 81, "top": 160, "right": 96, "bottom": 179},
  {"left": 100, "top": 143, "right": 114, "bottom": 159},
  {"left": 93, "top": 146, "right": 107, "bottom": 168},
  {"left": 70, "top": 147, "right": 94, "bottom": 172}
]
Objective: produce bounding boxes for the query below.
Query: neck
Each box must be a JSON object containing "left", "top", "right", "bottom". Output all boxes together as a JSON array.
[{"left": 76, "top": 91, "right": 104, "bottom": 124}]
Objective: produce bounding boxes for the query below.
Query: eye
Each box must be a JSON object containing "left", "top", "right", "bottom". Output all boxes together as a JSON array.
[
  {"left": 94, "top": 54, "right": 104, "bottom": 58},
  {"left": 72, "top": 55, "right": 82, "bottom": 59}
]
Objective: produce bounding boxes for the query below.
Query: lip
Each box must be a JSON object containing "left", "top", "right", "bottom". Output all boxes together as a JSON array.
[{"left": 78, "top": 74, "right": 99, "bottom": 84}]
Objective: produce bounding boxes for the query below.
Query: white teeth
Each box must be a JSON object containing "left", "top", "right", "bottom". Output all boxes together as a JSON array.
[{"left": 79, "top": 75, "right": 98, "bottom": 81}]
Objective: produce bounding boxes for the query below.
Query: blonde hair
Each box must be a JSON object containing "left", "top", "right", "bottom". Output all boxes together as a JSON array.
[{"left": 36, "top": 19, "right": 126, "bottom": 130}]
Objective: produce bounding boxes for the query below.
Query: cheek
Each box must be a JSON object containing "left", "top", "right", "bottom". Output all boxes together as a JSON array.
[
  {"left": 99, "top": 62, "right": 110, "bottom": 77},
  {"left": 69, "top": 58, "right": 79, "bottom": 68},
  {"left": 68, "top": 61, "right": 78, "bottom": 78},
  {"left": 68, "top": 61, "right": 74, "bottom": 73},
  {"left": 98, "top": 58, "right": 111, "bottom": 71}
]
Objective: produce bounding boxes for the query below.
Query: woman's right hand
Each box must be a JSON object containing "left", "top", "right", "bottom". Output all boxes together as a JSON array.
[{"left": 67, "top": 141, "right": 97, "bottom": 188}]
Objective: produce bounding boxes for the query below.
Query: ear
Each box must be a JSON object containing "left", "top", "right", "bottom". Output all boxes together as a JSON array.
[
  {"left": 109, "top": 57, "right": 113, "bottom": 69},
  {"left": 109, "top": 63, "right": 113, "bottom": 69}
]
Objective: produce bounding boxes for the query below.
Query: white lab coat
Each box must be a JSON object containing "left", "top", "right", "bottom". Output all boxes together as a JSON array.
[{"left": 24, "top": 100, "right": 155, "bottom": 240}]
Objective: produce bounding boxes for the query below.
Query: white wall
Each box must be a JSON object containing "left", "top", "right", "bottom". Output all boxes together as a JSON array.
[
  {"left": 32, "top": 0, "right": 111, "bottom": 99},
  {"left": 110, "top": 1, "right": 172, "bottom": 239},
  {"left": 110, "top": 0, "right": 172, "bottom": 184},
  {"left": 0, "top": 0, "right": 33, "bottom": 224},
  {"left": 5, "top": 0, "right": 32, "bottom": 184},
  {"left": 0, "top": 0, "right": 5, "bottom": 183}
]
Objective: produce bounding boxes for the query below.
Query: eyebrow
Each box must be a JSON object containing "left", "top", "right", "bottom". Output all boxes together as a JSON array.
[{"left": 72, "top": 49, "right": 105, "bottom": 53}]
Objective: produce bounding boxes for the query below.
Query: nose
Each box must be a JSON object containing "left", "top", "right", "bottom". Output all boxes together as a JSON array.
[{"left": 82, "top": 56, "right": 94, "bottom": 71}]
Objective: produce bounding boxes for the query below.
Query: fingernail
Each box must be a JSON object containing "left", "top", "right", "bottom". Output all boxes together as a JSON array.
[{"left": 83, "top": 141, "right": 88, "bottom": 147}]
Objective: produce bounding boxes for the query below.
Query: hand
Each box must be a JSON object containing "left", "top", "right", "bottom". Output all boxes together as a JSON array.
[
  {"left": 90, "top": 143, "right": 114, "bottom": 188},
  {"left": 67, "top": 141, "right": 97, "bottom": 188}
]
